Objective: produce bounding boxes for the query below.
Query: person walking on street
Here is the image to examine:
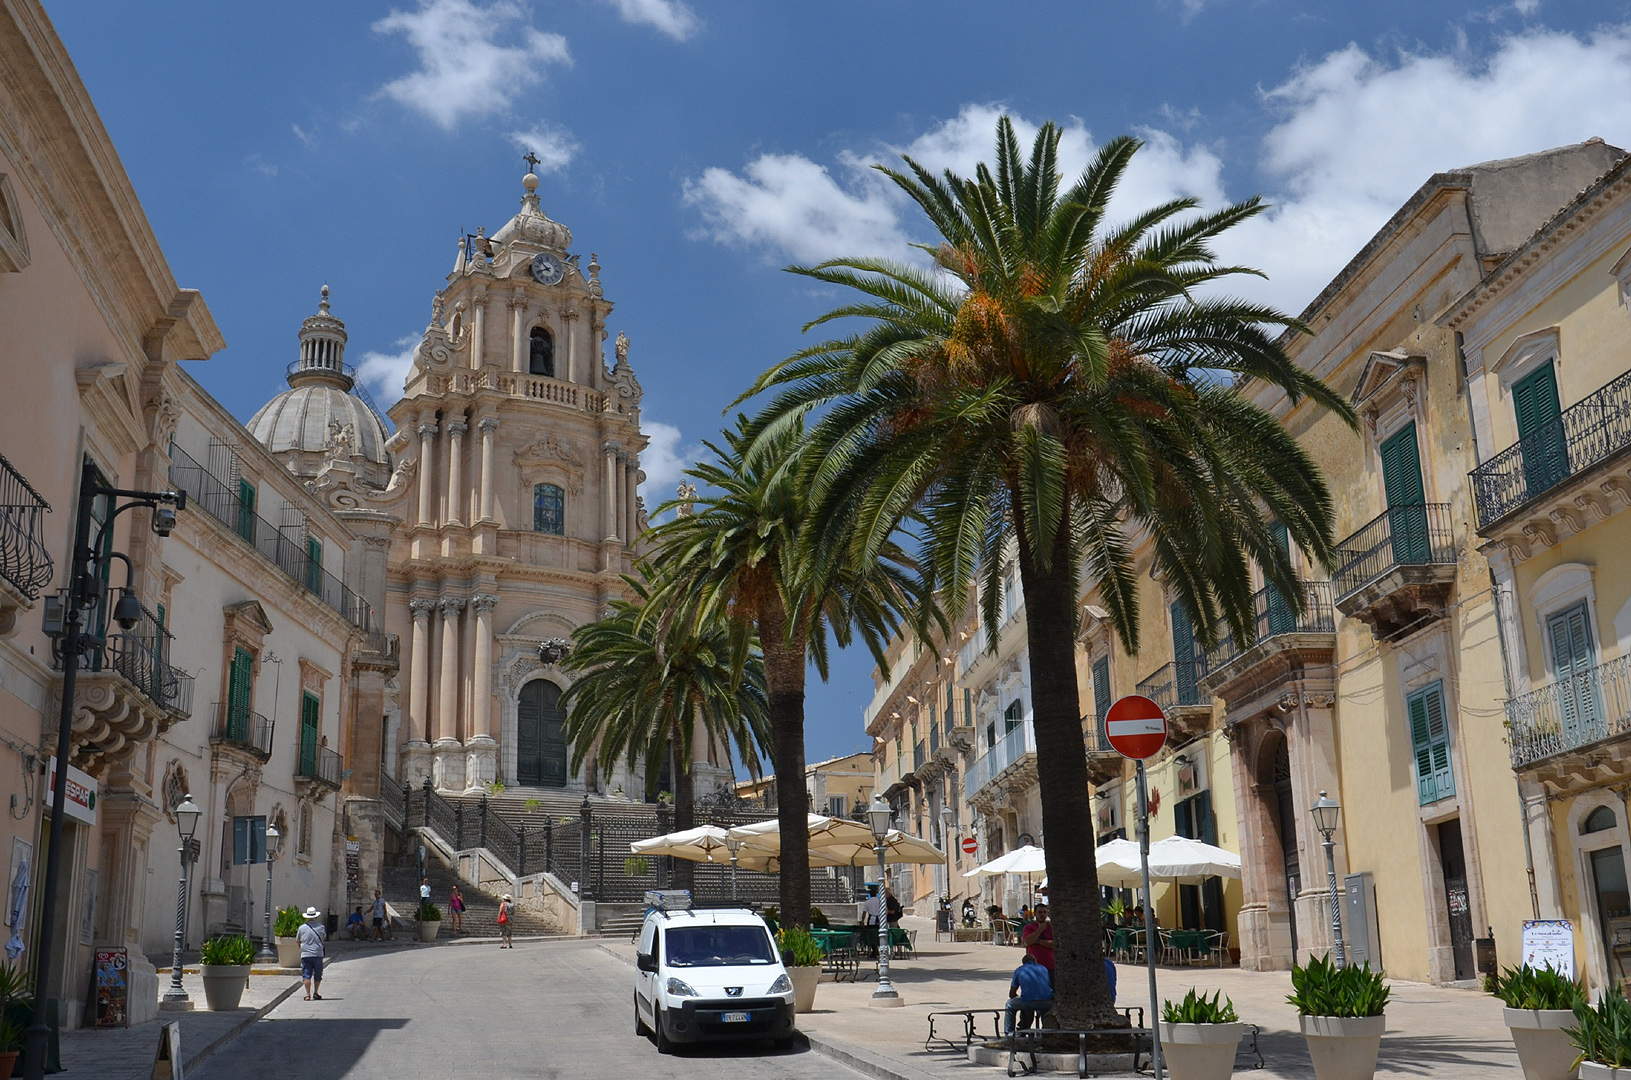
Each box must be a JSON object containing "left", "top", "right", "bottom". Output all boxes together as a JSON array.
[
  {"left": 449, "top": 885, "right": 465, "bottom": 934},
  {"left": 298, "top": 906, "right": 326, "bottom": 1000},
  {"left": 497, "top": 894, "right": 514, "bottom": 948},
  {"left": 370, "top": 889, "right": 389, "bottom": 942}
]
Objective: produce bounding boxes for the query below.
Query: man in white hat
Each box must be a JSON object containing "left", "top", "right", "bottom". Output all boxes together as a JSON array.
[{"left": 298, "top": 906, "right": 326, "bottom": 999}]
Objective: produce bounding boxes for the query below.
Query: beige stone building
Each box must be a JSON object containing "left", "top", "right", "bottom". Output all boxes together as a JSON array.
[{"left": 735, "top": 751, "right": 875, "bottom": 820}]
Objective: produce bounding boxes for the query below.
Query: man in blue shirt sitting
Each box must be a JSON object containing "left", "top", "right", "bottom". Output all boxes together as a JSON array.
[{"left": 1005, "top": 954, "right": 1054, "bottom": 1033}]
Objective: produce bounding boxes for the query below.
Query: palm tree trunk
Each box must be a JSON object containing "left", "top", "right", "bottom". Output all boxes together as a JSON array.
[
  {"left": 672, "top": 737, "right": 696, "bottom": 892},
  {"left": 1016, "top": 506, "right": 1118, "bottom": 1027},
  {"left": 759, "top": 594, "right": 811, "bottom": 928}
]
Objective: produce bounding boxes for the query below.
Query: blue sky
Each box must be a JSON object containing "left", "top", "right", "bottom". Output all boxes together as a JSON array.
[{"left": 45, "top": 0, "right": 1631, "bottom": 765}]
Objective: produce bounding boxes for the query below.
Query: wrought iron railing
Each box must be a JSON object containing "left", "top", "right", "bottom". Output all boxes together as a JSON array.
[
  {"left": 913, "top": 741, "right": 925, "bottom": 771},
  {"left": 1083, "top": 715, "right": 1119, "bottom": 757},
  {"left": 1202, "top": 580, "right": 1336, "bottom": 672},
  {"left": 212, "top": 702, "right": 274, "bottom": 757},
  {"left": 0, "top": 452, "right": 52, "bottom": 601},
  {"left": 1471, "top": 369, "right": 1631, "bottom": 529},
  {"left": 967, "top": 722, "right": 1035, "bottom": 795},
  {"left": 1333, "top": 503, "right": 1456, "bottom": 602},
  {"left": 1506, "top": 653, "right": 1631, "bottom": 769},
  {"left": 73, "top": 600, "right": 193, "bottom": 715},
  {"left": 168, "top": 444, "right": 374, "bottom": 629},
  {"left": 297, "top": 745, "right": 342, "bottom": 788},
  {"left": 1136, "top": 660, "right": 1210, "bottom": 711}
]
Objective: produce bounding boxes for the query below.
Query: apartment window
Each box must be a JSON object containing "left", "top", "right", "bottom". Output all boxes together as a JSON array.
[
  {"left": 1003, "top": 699, "right": 1022, "bottom": 734},
  {"left": 1092, "top": 656, "right": 1111, "bottom": 728},
  {"left": 827, "top": 795, "right": 847, "bottom": 818},
  {"left": 1513, "top": 361, "right": 1567, "bottom": 494},
  {"left": 299, "top": 691, "right": 320, "bottom": 777},
  {"left": 1170, "top": 601, "right": 1200, "bottom": 704},
  {"left": 1548, "top": 600, "right": 1602, "bottom": 732},
  {"left": 226, "top": 646, "right": 254, "bottom": 740},
  {"left": 298, "top": 802, "right": 312, "bottom": 855},
  {"left": 963, "top": 687, "right": 973, "bottom": 728},
  {"left": 534, "top": 483, "right": 565, "bottom": 535},
  {"left": 1002, "top": 565, "right": 1017, "bottom": 622},
  {"left": 1379, "top": 422, "right": 1431, "bottom": 564},
  {"left": 304, "top": 536, "right": 323, "bottom": 594},
  {"left": 236, "top": 478, "right": 256, "bottom": 543},
  {"left": 1407, "top": 681, "right": 1454, "bottom": 805}
]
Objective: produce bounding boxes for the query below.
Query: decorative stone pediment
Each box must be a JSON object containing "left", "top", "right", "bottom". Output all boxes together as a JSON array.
[
  {"left": 223, "top": 599, "right": 275, "bottom": 638},
  {"left": 1353, "top": 350, "right": 1426, "bottom": 434}
]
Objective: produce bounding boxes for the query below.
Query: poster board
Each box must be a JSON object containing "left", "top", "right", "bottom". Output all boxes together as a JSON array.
[
  {"left": 93, "top": 947, "right": 129, "bottom": 1028},
  {"left": 151, "top": 1020, "right": 182, "bottom": 1080},
  {"left": 1521, "top": 919, "right": 1575, "bottom": 979}
]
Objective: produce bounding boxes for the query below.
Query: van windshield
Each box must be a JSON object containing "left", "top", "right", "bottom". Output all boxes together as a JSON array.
[{"left": 664, "top": 924, "right": 776, "bottom": 967}]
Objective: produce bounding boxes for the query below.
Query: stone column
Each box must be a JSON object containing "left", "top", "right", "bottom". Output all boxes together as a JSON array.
[
  {"left": 445, "top": 419, "right": 468, "bottom": 526},
  {"left": 466, "top": 592, "right": 500, "bottom": 789},
  {"left": 510, "top": 291, "right": 527, "bottom": 373},
  {"left": 470, "top": 289, "right": 487, "bottom": 369},
  {"left": 478, "top": 416, "right": 499, "bottom": 523},
  {"left": 407, "top": 598, "right": 435, "bottom": 746},
  {"left": 416, "top": 419, "right": 438, "bottom": 527},
  {"left": 434, "top": 597, "right": 467, "bottom": 791},
  {"left": 604, "top": 444, "right": 620, "bottom": 541},
  {"left": 625, "top": 460, "right": 639, "bottom": 543},
  {"left": 563, "top": 306, "right": 580, "bottom": 384}
]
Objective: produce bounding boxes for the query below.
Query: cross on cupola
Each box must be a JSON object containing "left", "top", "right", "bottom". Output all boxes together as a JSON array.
[{"left": 522, "top": 151, "right": 541, "bottom": 175}]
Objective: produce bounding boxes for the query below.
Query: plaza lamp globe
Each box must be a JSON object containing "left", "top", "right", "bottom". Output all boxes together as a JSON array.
[
  {"left": 161, "top": 794, "right": 202, "bottom": 1010},
  {"left": 1308, "top": 790, "right": 1346, "bottom": 967},
  {"left": 1309, "top": 790, "right": 1341, "bottom": 839},
  {"left": 176, "top": 794, "right": 201, "bottom": 845},
  {"left": 865, "top": 795, "right": 902, "bottom": 1006}
]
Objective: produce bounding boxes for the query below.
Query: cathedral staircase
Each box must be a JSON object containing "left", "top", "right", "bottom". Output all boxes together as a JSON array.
[{"left": 379, "top": 863, "right": 562, "bottom": 939}]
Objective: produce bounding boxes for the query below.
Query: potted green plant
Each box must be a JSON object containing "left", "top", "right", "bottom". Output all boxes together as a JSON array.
[
  {"left": 1160, "top": 988, "right": 1244, "bottom": 1080},
  {"left": 776, "top": 926, "right": 824, "bottom": 1013},
  {"left": 1287, "top": 955, "right": 1390, "bottom": 1080},
  {"left": 200, "top": 934, "right": 255, "bottom": 1011},
  {"left": 273, "top": 905, "right": 304, "bottom": 969},
  {"left": 0, "top": 960, "right": 33, "bottom": 1080},
  {"left": 1492, "top": 964, "right": 1584, "bottom": 1080},
  {"left": 1569, "top": 987, "right": 1631, "bottom": 1078},
  {"left": 417, "top": 900, "right": 442, "bottom": 942},
  {"left": 623, "top": 856, "right": 651, "bottom": 877}
]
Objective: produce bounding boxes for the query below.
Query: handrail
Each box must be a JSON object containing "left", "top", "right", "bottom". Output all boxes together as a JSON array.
[
  {"left": 1332, "top": 503, "right": 1456, "bottom": 601},
  {"left": 1506, "top": 653, "right": 1631, "bottom": 769},
  {"left": 70, "top": 600, "right": 193, "bottom": 716},
  {"left": 1203, "top": 580, "right": 1335, "bottom": 672},
  {"left": 0, "top": 451, "right": 53, "bottom": 600},
  {"left": 967, "top": 722, "right": 1035, "bottom": 795},
  {"left": 1470, "top": 368, "right": 1631, "bottom": 529},
  {"left": 298, "top": 745, "right": 342, "bottom": 787},
  {"left": 1135, "top": 660, "right": 1210, "bottom": 711},
  {"left": 212, "top": 702, "right": 274, "bottom": 757},
  {"left": 168, "top": 443, "right": 375, "bottom": 630}
]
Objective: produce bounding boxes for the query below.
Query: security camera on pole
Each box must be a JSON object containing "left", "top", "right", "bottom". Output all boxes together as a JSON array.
[{"left": 1106, "top": 694, "right": 1169, "bottom": 1080}]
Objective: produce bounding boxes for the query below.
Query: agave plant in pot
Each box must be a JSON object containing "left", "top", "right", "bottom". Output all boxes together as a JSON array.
[
  {"left": 1492, "top": 964, "right": 1584, "bottom": 1080},
  {"left": 1287, "top": 955, "right": 1390, "bottom": 1080},
  {"left": 0, "top": 960, "right": 32, "bottom": 1080},
  {"left": 1569, "top": 987, "right": 1631, "bottom": 1078},
  {"left": 776, "top": 926, "right": 823, "bottom": 1014},
  {"left": 1160, "top": 989, "right": 1244, "bottom": 1080},
  {"left": 200, "top": 934, "right": 255, "bottom": 1011},
  {"left": 273, "top": 906, "right": 304, "bottom": 969}
]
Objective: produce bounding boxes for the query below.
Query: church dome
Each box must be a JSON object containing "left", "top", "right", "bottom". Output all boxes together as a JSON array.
[{"left": 247, "top": 287, "right": 390, "bottom": 467}]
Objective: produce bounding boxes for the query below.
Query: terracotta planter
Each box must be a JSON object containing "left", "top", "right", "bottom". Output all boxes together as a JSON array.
[
  {"left": 1159, "top": 1021, "right": 1245, "bottom": 1080},
  {"left": 275, "top": 936, "right": 301, "bottom": 969},
  {"left": 1300, "top": 1014, "right": 1385, "bottom": 1080},
  {"left": 1504, "top": 1007, "right": 1580, "bottom": 1080},
  {"left": 1580, "top": 1065, "right": 1631, "bottom": 1079},
  {"left": 418, "top": 919, "right": 441, "bottom": 943},
  {"left": 788, "top": 965, "right": 820, "bottom": 1013},
  {"left": 0, "top": 1049, "right": 17, "bottom": 1080},
  {"left": 200, "top": 964, "right": 250, "bottom": 1011}
]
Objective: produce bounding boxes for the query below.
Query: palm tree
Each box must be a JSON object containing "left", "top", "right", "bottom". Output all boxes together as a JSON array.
[
  {"left": 560, "top": 575, "right": 770, "bottom": 891},
  {"left": 743, "top": 117, "right": 1353, "bottom": 1024},
  {"left": 644, "top": 417, "right": 925, "bottom": 926}
]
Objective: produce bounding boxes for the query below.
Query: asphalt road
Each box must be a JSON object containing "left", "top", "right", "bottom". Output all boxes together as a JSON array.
[{"left": 189, "top": 939, "right": 865, "bottom": 1080}]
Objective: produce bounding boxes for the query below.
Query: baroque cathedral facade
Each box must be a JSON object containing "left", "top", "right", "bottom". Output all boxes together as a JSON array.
[{"left": 249, "top": 169, "right": 729, "bottom": 804}]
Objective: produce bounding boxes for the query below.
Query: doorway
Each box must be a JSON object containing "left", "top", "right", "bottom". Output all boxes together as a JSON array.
[
  {"left": 1437, "top": 819, "right": 1475, "bottom": 980},
  {"left": 1273, "top": 739, "right": 1300, "bottom": 958},
  {"left": 516, "top": 680, "right": 568, "bottom": 787},
  {"left": 1591, "top": 843, "right": 1631, "bottom": 984}
]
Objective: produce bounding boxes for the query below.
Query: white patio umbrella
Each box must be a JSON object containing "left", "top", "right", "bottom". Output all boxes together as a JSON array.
[
  {"left": 799, "top": 829, "right": 946, "bottom": 867},
  {"left": 1094, "top": 838, "right": 1147, "bottom": 889},
  {"left": 1144, "top": 836, "right": 1242, "bottom": 881},
  {"left": 629, "top": 824, "right": 733, "bottom": 861},
  {"left": 962, "top": 844, "right": 1047, "bottom": 877},
  {"left": 726, "top": 813, "right": 876, "bottom": 856}
]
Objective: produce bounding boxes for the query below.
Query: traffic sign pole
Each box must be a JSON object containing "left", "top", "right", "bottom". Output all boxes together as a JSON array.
[
  {"left": 1107, "top": 695, "right": 1169, "bottom": 1080},
  {"left": 1137, "top": 760, "right": 1164, "bottom": 1080}
]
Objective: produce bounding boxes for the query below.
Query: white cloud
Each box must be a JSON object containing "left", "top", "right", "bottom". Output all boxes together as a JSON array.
[
  {"left": 687, "top": 27, "right": 1631, "bottom": 316},
  {"left": 598, "top": 0, "right": 699, "bottom": 41},
  {"left": 638, "top": 421, "right": 702, "bottom": 508},
  {"left": 373, "top": 0, "right": 571, "bottom": 130},
  {"left": 356, "top": 337, "right": 418, "bottom": 407},
  {"left": 291, "top": 124, "right": 316, "bottom": 149},
  {"left": 509, "top": 124, "right": 579, "bottom": 174}
]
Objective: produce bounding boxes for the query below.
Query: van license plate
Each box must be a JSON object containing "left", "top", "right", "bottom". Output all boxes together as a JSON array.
[{"left": 722, "top": 1011, "right": 750, "bottom": 1023}]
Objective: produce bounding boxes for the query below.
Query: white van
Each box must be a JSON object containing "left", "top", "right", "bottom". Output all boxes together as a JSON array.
[{"left": 633, "top": 894, "right": 796, "bottom": 1053}]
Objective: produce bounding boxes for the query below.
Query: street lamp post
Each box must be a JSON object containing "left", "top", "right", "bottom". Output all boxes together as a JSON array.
[
  {"left": 1309, "top": 790, "right": 1345, "bottom": 968},
  {"left": 723, "top": 835, "right": 740, "bottom": 903},
  {"left": 866, "top": 795, "right": 902, "bottom": 1008},
  {"left": 939, "top": 804, "right": 954, "bottom": 916},
  {"left": 160, "top": 794, "right": 202, "bottom": 1011},
  {"left": 257, "top": 823, "right": 280, "bottom": 962},
  {"left": 26, "top": 470, "right": 182, "bottom": 1080}
]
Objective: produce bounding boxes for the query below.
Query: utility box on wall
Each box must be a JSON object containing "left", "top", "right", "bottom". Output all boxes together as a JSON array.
[{"left": 1345, "top": 872, "right": 1382, "bottom": 969}]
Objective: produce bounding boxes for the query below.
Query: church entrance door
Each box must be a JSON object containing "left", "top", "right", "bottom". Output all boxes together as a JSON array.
[{"left": 518, "top": 680, "right": 568, "bottom": 787}]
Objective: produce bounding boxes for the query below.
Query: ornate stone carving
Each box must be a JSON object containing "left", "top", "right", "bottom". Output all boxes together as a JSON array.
[
  {"left": 471, "top": 593, "right": 500, "bottom": 614},
  {"left": 615, "top": 331, "right": 629, "bottom": 365},
  {"left": 539, "top": 638, "right": 572, "bottom": 665},
  {"left": 676, "top": 480, "right": 697, "bottom": 516},
  {"left": 438, "top": 596, "right": 467, "bottom": 616},
  {"left": 146, "top": 393, "right": 180, "bottom": 447},
  {"left": 445, "top": 420, "right": 469, "bottom": 438},
  {"left": 478, "top": 416, "right": 500, "bottom": 435},
  {"left": 161, "top": 760, "right": 189, "bottom": 821},
  {"left": 409, "top": 597, "right": 437, "bottom": 619}
]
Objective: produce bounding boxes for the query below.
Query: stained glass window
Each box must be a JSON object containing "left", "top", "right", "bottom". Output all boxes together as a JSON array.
[{"left": 534, "top": 483, "right": 565, "bottom": 535}]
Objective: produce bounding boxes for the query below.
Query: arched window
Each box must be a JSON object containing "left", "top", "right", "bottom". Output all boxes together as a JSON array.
[
  {"left": 1583, "top": 805, "right": 1618, "bottom": 834},
  {"left": 529, "top": 326, "right": 554, "bottom": 377},
  {"left": 534, "top": 483, "right": 565, "bottom": 535}
]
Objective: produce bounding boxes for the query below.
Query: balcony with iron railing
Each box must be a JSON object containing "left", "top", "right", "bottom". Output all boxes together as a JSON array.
[
  {"left": 1199, "top": 581, "right": 1337, "bottom": 701},
  {"left": 966, "top": 721, "right": 1036, "bottom": 798},
  {"left": 297, "top": 744, "right": 343, "bottom": 790},
  {"left": 1506, "top": 653, "right": 1631, "bottom": 773},
  {"left": 168, "top": 444, "right": 375, "bottom": 630},
  {"left": 57, "top": 600, "right": 194, "bottom": 765},
  {"left": 1470, "top": 369, "right": 1631, "bottom": 536},
  {"left": 0, "top": 451, "right": 53, "bottom": 611},
  {"left": 212, "top": 701, "right": 274, "bottom": 761},
  {"left": 1135, "top": 659, "right": 1213, "bottom": 743},
  {"left": 1084, "top": 713, "right": 1125, "bottom": 787},
  {"left": 1332, "top": 503, "right": 1457, "bottom": 637}
]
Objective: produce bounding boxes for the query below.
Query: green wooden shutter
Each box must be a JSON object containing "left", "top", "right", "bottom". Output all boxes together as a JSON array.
[
  {"left": 304, "top": 536, "right": 322, "bottom": 594},
  {"left": 1092, "top": 655, "right": 1111, "bottom": 728},
  {"left": 1170, "top": 601, "right": 1201, "bottom": 705},
  {"left": 1548, "top": 602, "right": 1604, "bottom": 741},
  {"left": 1265, "top": 522, "right": 1295, "bottom": 635},
  {"left": 299, "top": 692, "right": 319, "bottom": 776},
  {"left": 1407, "top": 682, "right": 1455, "bottom": 805},
  {"left": 1379, "top": 422, "right": 1430, "bottom": 565},
  {"left": 236, "top": 479, "right": 256, "bottom": 543},
  {"left": 227, "top": 646, "right": 253, "bottom": 740},
  {"left": 1513, "top": 363, "right": 1568, "bottom": 496},
  {"left": 964, "top": 687, "right": 973, "bottom": 728}
]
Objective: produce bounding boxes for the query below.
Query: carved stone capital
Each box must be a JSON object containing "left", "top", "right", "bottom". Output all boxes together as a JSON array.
[
  {"left": 417, "top": 422, "right": 439, "bottom": 439},
  {"left": 478, "top": 416, "right": 500, "bottom": 434},
  {"left": 562, "top": 305, "right": 581, "bottom": 322},
  {"left": 438, "top": 596, "right": 467, "bottom": 616},
  {"left": 445, "top": 420, "right": 469, "bottom": 438},
  {"left": 471, "top": 593, "right": 500, "bottom": 614},
  {"left": 409, "top": 598, "right": 437, "bottom": 619}
]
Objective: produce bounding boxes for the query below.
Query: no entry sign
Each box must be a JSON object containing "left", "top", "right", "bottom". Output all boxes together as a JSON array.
[
  {"left": 961, "top": 837, "right": 978, "bottom": 855},
  {"left": 1106, "top": 695, "right": 1168, "bottom": 760}
]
